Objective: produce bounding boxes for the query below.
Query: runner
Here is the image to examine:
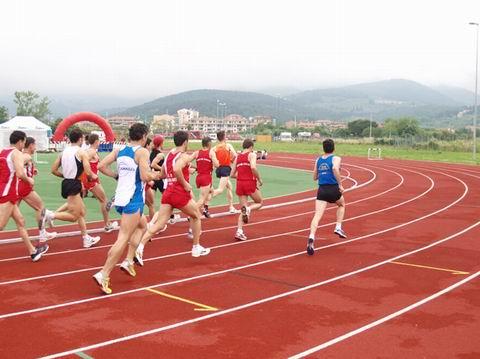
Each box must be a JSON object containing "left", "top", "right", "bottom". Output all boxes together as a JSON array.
[
  {"left": 194, "top": 136, "right": 219, "bottom": 218},
  {"left": 143, "top": 137, "right": 156, "bottom": 219},
  {"left": 18, "top": 137, "right": 57, "bottom": 240},
  {"left": 40, "top": 128, "right": 101, "bottom": 247},
  {"left": 135, "top": 130, "right": 210, "bottom": 266},
  {"left": 212, "top": 130, "right": 236, "bottom": 213},
  {"left": 307, "top": 138, "right": 347, "bottom": 256},
  {"left": 93, "top": 123, "right": 162, "bottom": 294},
  {"left": 231, "top": 139, "right": 263, "bottom": 241},
  {"left": 0, "top": 130, "right": 48, "bottom": 261},
  {"left": 81, "top": 133, "right": 119, "bottom": 232}
]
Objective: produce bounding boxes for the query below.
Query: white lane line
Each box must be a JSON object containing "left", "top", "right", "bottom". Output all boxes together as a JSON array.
[
  {"left": 39, "top": 220, "right": 480, "bottom": 359},
  {"left": 0, "top": 166, "right": 445, "bottom": 318},
  {"left": 0, "top": 166, "right": 405, "bottom": 286},
  {"left": 289, "top": 269, "right": 480, "bottom": 358},
  {"left": 0, "top": 163, "right": 378, "bottom": 262}
]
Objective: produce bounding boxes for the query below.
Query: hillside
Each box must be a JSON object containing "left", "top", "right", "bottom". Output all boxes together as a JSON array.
[{"left": 434, "top": 85, "right": 477, "bottom": 106}]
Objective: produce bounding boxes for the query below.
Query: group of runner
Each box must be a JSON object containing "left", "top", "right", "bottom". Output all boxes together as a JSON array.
[{"left": 0, "top": 125, "right": 347, "bottom": 294}]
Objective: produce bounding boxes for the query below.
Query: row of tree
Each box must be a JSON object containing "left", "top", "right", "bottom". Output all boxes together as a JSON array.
[{"left": 0, "top": 91, "right": 51, "bottom": 123}]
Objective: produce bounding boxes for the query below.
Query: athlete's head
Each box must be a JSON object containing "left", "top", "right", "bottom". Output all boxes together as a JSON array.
[
  {"left": 173, "top": 131, "right": 189, "bottom": 148},
  {"left": 69, "top": 128, "right": 84, "bottom": 144},
  {"left": 153, "top": 135, "right": 164, "bottom": 149},
  {"left": 84, "top": 134, "right": 90, "bottom": 143},
  {"left": 10, "top": 131, "right": 27, "bottom": 150},
  {"left": 88, "top": 133, "right": 100, "bottom": 148},
  {"left": 129, "top": 123, "right": 149, "bottom": 145},
  {"left": 217, "top": 130, "right": 226, "bottom": 142},
  {"left": 201, "top": 137, "right": 212, "bottom": 149},
  {"left": 25, "top": 137, "right": 36, "bottom": 153},
  {"left": 144, "top": 137, "right": 153, "bottom": 150},
  {"left": 242, "top": 138, "right": 254, "bottom": 150},
  {"left": 323, "top": 138, "right": 335, "bottom": 154}
]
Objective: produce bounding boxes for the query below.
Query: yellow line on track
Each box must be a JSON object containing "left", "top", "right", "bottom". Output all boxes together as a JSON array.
[
  {"left": 390, "top": 261, "right": 470, "bottom": 275},
  {"left": 145, "top": 288, "right": 218, "bottom": 311}
]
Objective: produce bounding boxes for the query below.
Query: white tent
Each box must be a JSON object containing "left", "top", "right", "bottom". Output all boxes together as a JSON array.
[{"left": 0, "top": 116, "right": 52, "bottom": 151}]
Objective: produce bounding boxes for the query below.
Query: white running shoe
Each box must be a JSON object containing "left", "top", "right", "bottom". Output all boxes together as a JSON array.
[
  {"left": 134, "top": 248, "right": 144, "bottom": 267},
  {"left": 235, "top": 231, "right": 248, "bottom": 241},
  {"left": 168, "top": 213, "right": 181, "bottom": 224},
  {"left": 120, "top": 259, "right": 136, "bottom": 277},
  {"left": 187, "top": 228, "right": 193, "bottom": 239},
  {"left": 83, "top": 234, "right": 101, "bottom": 248},
  {"left": 192, "top": 245, "right": 210, "bottom": 257},
  {"left": 93, "top": 271, "right": 112, "bottom": 294},
  {"left": 229, "top": 206, "right": 237, "bottom": 214},
  {"left": 104, "top": 221, "right": 119, "bottom": 233}
]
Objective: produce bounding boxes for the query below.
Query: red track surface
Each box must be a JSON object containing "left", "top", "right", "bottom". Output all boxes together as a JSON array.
[{"left": 0, "top": 154, "right": 479, "bottom": 358}]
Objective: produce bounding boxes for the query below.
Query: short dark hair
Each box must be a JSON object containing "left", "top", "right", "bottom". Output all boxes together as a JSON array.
[
  {"left": 173, "top": 131, "right": 189, "bottom": 146},
  {"left": 25, "top": 136, "right": 36, "bottom": 148},
  {"left": 201, "top": 137, "right": 211, "bottom": 148},
  {"left": 129, "top": 123, "right": 149, "bottom": 141},
  {"left": 144, "top": 137, "right": 152, "bottom": 148},
  {"left": 242, "top": 138, "right": 254, "bottom": 149},
  {"left": 84, "top": 134, "right": 89, "bottom": 142},
  {"left": 10, "top": 130, "right": 27, "bottom": 145},
  {"left": 323, "top": 138, "right": 335, "bottom": 153},
  {"left": 88, "top": 133, "right": 99, "bottom": 145},
  {"left": 217, "top": 130, "right": 226, "bottom": 141},
  {"left": 69, "top": 128, "right": 84, "bottom": 143}
]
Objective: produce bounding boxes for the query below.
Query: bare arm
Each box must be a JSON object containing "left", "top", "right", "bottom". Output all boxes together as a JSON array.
[
  {"left": 51, "top": 154, "right": 63, "bottom": 178},
  {"left": 313, "top": 159, "right": 318, "bottom": 181},
  {"left": 332, "top": 156, "right": 344, "bottom": 192},
  {"left": 79, "top": 149, "right": 96, "bottom": 180},
  {"left": 230, "top": 157, "right": 238, "bottom": 178},
  {"left": 98, "top": 149, "right": 119, "bottom": 179},
  {"left": 151, "top": 152, "right": 165, "bottom": 171},
  {"left": 249, "top": 152, "right": 262, "bottom": 186},
  {"left": 13, "top": 150, "right": 32, "bottom": 184},
  {"left": 136, "top": 147, "right": 160, "bottom": 182},
  {"left": 210, "top": 149, "right": 219, "bottom": 168},
  {"left": 227, "top": 143, "right": 237, "bottom": 162},
  {"left": 174, "top": 153, "right": 194, "bottom": 192}
]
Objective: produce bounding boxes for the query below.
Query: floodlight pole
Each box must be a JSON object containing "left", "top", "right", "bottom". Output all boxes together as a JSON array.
[{"left": 469, "top": 22, "right": 479, "bottom": 161}]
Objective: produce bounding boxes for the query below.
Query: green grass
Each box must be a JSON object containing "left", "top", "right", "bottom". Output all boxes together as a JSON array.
[{"left": 8, "top": 153, "right": 313, "bottom": 230}]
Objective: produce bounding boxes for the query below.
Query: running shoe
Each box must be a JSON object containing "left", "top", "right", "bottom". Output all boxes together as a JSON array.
[
  {"left": 307, "top": 238, "right": 315, "bottom": 256},
  {"left": 187, "top": 228, "right": 193, "bottom": 239},
  {"left": 192, "top": 245, "right": 211, "bottom": 257},
  {"left": 46, "top": 231, "right": 57, "bottom": 240},
  {"left": 203, "top": 206, "right": 211, "bottom": 218},
  {"left": 235, "top": 231, "right": 247, "bottom": 241},
  {"left": 229, "top": 206, "right": 237, "bottom": 214},
  {"left": 83, "top": 234, "right": 101, "bottom": 248},
  {"left": 168, "top": 213, "right": 180, "bottom": 224},
  {"left": 240, "top": 206, "right": 250, "bottom": 224},
  {"left": 334, "top": 228, "right": 347, "bottom": 239},
  {"left": 31, "top": 244, "right": 49, "bottom": 262},
  {"left": 120, "top": 259, "right": 136, "bottom": 277},
  {"left": 104, "top": 221, "right": 119, "bottom": 233},
  {"left": 39, "top": 208, "right": 54, "bottom": 230},
  {"left": 105, "top": 196, "right": 115, "bottom": 212},
  {"left": 93, "top": 271, "right": 112, "bottom": 294},
  {"left": 134, "top": 248, "right": 144, "bottom": 267}
]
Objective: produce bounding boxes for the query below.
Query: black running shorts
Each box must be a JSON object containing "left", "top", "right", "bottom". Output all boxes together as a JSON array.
[
  {"left": 215, "top": 165, "right": 232, "bottom": 178},
  {"left": 316, "top": 184, "right": 342, "bottom": 203},
  {"left": 61, "top": 179, "right": 82, "bottom": 199}
]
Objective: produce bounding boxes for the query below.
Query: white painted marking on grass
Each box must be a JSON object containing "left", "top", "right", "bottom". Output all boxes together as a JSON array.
[{"left": 39, "top": 220, "right": 480, "bottom": 359}]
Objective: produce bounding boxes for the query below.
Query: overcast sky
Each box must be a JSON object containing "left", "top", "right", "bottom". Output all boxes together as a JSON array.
[{"left": 0, "top": 0, "right": 479, "bottom": 99}]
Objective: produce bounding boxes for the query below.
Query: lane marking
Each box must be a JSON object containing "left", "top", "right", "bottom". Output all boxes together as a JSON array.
[
  {"left": 390, "top": 261, "right": 470, "bottom": 275},
  {"left": 229, "top": 271, "right": 303, "bottom": 288},
  {"left": 39, "top": 221, "right": 480, "bottom": 359},
  {"left": 145, "top": 288, "right": 218, "bottom": 312},
  {"left": 74, "top": 352, "right": 94, "bottom": 359},
  {"left": 289, "top": 269, "right": 480, "bottom": 358}
]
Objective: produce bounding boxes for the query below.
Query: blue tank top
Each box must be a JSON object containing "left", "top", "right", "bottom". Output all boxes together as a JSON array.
[{"left": 316, "top": 155, "right": 337, "bottom": 185}]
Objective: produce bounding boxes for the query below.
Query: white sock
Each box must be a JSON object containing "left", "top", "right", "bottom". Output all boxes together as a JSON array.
[
  {"left": 309, "top": 233, "right": 315, "bottom": 240},
  {"left": 137, "top": 243, "right": 144, "bottom": 252},
  {"left": 40, "top": 228, "right": 46, "bottom": 236},
  {"left": 335, "top": 223, "right": 342, "bottom": 230},
  {"left": 237, "top": 228, "right": 243, "bottom": 234}
]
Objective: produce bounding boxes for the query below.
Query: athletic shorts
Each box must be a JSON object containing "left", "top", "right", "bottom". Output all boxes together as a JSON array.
[
  {"left": 236, "top": 180, "right": 257, "bottom": 196},
  {"left": 115, "top": 200, "right": 144, "bottom": 215},
  {"left": 196, "top": 173, "right": 212, "bottom": 188},
  {"left": 61, "top": 179, "right": 82, "bottom": 199},
  {"left": 0, "top": 194, "right": 18, "bottom": 205},
  {"left": 316, "top": 184, "right": 342, "bottom": 203},
  {"left": 215, "top": 166, "right": 231, "bottom": 178},
  {"left": 152, "top": 179, "right": 165, "bottom": 193},
  {"left": 161, "top": 186, "right": 191, "bottom": 209},
  {"left": 18, "top": 181, "right": 33, "bottom": 199}
]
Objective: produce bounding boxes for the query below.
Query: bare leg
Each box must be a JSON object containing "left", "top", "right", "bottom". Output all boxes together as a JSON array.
[
  {"left": 53, "top": 194, "right": 83, "bottom": 222},
  {"left": 0, "top": 202, "right": 14, "bottom": 229},
  {"left": 309, "top": 200, "right": 328, "bottom": 239},
  {"left": 101, "top": 211, "right": 140, "bottom": 278},
  {"left": 145, "top": 187, "right": 155, "bottom": 219},
  {"left": 335, "top": 196, "right": 345, "bottom": 227},
  {"left": 180, "top": 199, "right": 202, "bottom": 246},
  {"left": 126, "top": 216, "right": 147, "bottom": 262},
  {"left": 91, "top": 184, "right": 110, "bottom": 226},
  {"left": 23, "top": 191, "right": 44, "bottom": 224},
  {"left": 226, "top": 179, "right": 233, "bottom": 208},
  {"left": 12, "top": 205, "right": 36, "bottom": 255},
  {"left": 237, "top": 190, "right": 263, "bottom": 233},
  {"left": 213, "top": 176, "right": 229, "bottom": 197},
  {"left": 140, "top": 204, "right": 173, "bottom": 245},
  {"left": 236, "top": 195, "right": 249, "bottom": 232},
  {"left": 197, "top": 186, "right": 211, "bottom": 209}
]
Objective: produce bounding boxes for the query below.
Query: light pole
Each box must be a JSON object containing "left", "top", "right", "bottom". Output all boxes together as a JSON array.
[{"left": 469, "top": 22, "right": 479, "bottom": 161}]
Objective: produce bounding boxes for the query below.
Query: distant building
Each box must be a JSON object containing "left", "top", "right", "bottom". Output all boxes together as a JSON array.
[
  {"left": 285, "top": 119, "right": 347, "bottom": 130},
  {"left": 152, "top": 114, "right": 175, "bottom": 132},
  {"left": 107, "top": 116, "right": 142, "bottom": 129},
  {"left": 177, "top": 109, "right": 200, "bottom": 125}
]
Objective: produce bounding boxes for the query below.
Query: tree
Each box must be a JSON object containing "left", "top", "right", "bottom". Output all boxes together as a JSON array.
[
  {"left": 347, "top": 119, "right": 377, "bottom": 137},
  {"left": 49, "top": 117, "right": 64, "bottom": 133},
  {"left": 396, "top": 117, "right": 420, "bottom": 137},
  {"left": 0, "top": 106, "right": 8, "bottom": 123},
  {"left": 14, "top": 91, "right": 51, "bottom": 120}
]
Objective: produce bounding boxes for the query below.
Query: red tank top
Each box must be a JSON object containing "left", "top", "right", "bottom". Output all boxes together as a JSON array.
[
  {"left": 0, "top": 148, "right": 18, "bottom": 198},
  {"left": 90, "top": 157, "right": 99, "bottom": 175},
  {"left": 164, "top": 151, "right": 190, "bottom": 190},
  {"left": 19, "top": 157, "right": 36, "bottom": 191},
  {"left": 196, "top": 149, "right": 212, "bottom": 175},
  {"left": 215, "top": 143, "right": 231, "bottom": 167},
  {"left": 236, "top": 152, "right": 255, "bottom": 181}
]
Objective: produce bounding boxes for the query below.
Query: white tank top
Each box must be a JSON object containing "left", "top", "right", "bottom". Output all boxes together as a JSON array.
[
  {"left": 61, "top": 145, "right": 83, "bottom": 179},
  {"left": 114, "top": 145, "right": 144, "bottom": 207}
]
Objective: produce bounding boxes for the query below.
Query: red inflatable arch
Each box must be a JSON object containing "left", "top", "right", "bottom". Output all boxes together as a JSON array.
[{"left": 52, "top": 111, "right": 115, "bottom": 142}]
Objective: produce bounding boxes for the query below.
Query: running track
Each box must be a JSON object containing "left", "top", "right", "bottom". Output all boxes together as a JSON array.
[{"left": 0, "top": 153, "right": 479, "bottom": 358}]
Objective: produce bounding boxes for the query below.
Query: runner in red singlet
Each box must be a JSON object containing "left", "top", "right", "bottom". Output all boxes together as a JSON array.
[
  {"left": 193, "top": 137, "right": 219, "bottom": 218},
  {"left": 212, "top": 130, "right": 236, "bottom": 213}
]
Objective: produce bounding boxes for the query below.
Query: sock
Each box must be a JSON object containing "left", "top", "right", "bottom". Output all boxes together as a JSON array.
[
  {"left": 237, "top": 228, "right": 243, "bottom": 234},
  {"left": 335, "top": 223, "right": 342, "bottom": 230},
  {"left": 309, "top": 233, "right": 315, "bottom": 240},
  {"left": 40, "top": 228, "right": 46, "bottom": 236},
  {"left": 137, "top": 243, "right": 144, "bottom": 252}
]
